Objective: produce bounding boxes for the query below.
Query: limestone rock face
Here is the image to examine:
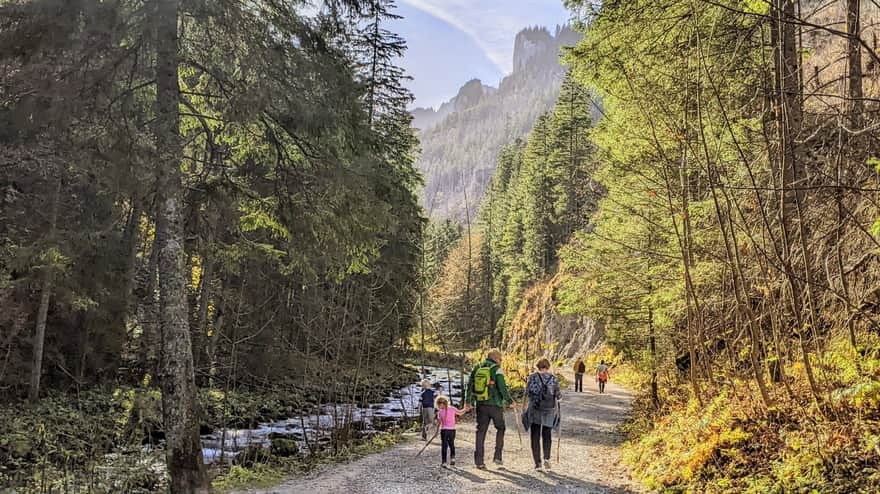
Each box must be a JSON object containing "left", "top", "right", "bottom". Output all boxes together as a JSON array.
[
  {"left": 505, "top": 275, "right": 604, "bottom": 363},
  {"left": 543, "top": 303, "right": 605, "bottom": 360},
  {"left": 512, "top": 28, "right": 554, "bottom": 73}
]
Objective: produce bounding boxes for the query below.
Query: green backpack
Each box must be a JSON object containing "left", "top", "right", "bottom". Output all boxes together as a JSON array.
[{"left": 473, "top": 363, "right": 497, "bottom": 401}]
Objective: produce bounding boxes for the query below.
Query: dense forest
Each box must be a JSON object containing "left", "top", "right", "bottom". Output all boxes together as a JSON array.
[
  {"left": 428, "top": 0, "right": 880, "bottom": 491},
  {"left": 1, "top": 0, "right": 424, "bottom": 491}
]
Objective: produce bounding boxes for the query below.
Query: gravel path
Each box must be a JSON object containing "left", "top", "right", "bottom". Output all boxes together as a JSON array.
[{"left": 240, "top": 380, "right": 642, "bottom": 494}]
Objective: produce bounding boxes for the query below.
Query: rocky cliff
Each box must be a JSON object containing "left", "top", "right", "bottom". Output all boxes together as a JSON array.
[
  {"left": 513, "top": 26, "right": 580, "bottom": 73},
  {"left": 504, "top": 274, "right": 604, "bottom": 363}
]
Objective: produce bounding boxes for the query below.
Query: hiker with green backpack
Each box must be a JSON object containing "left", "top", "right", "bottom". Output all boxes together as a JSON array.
[{"left": 465, "top": 349, "right": 514, "bottom": 470}]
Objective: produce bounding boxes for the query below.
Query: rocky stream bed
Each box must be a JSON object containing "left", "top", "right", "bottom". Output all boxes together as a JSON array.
[{"left": 201, "top": 366, "right": 464, "bottom": 464}]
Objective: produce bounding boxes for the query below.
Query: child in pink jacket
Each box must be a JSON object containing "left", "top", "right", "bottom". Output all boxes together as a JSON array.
[{"left": 435, "top": 395, "right": 470, "bottom": 468}]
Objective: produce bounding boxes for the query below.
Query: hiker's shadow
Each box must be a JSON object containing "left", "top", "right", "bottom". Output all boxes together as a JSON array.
[
  {"left": 542, "top": 470, "right": 638, "bottom": 494},
  {"left": 446, "top": 468, "right": 487, "bottom": 484},
  {"left": 486, "top": 467, "right": 554, "bottom": 490}
]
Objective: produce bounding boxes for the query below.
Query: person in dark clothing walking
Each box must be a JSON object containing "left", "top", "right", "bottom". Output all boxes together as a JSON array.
[
  {"left": 465, "top": 349, "right": 514, "bottom": 469},
  {"left": 573, "top": 358, "right": 586, "bottom": 392},
  {"left": 524, "top": 358, "right": 560, "bottom": 470},
  {"left": 419, "top": 379, "right": 436, "bottom": 440}
]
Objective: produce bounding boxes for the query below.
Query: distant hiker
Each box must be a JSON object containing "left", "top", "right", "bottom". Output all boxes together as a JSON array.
[
  {"left": 596, "top": 360, "right": 610, "bottom": 394},
  {"left": 420, "top": 379, "right": 436, "bottom": 440},
  {"left": 466, "top": 349, "right": 514, "bottom": 469},
  {"left": 523, "top": 358, "right": 560, "bottom": 470},
  {"left": 573, "top": 358, "right": 586, "bottom": 392},
  {"left": 435, "top": 395, "right": 470, "bottom": 468}
]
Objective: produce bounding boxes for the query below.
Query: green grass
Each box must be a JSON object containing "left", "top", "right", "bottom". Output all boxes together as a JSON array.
[{"left": 213, "top": 464, "right": 287, "bottom": 491}]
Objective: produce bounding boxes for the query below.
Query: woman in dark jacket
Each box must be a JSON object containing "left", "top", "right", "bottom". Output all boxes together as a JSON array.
[{"left": 524, "top": 358, "right": 560, "bottom": 470}]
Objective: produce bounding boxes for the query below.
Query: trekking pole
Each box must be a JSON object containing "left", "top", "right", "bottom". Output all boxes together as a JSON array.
[
  {"left": 416, "top": 424, "right": 440, "bottom": 457},
  {"left": 511, "top": 401, "right": 524, "bottom": 450},
  {"left": 555, "top": 400, "right": 561, "bottom": 462}
]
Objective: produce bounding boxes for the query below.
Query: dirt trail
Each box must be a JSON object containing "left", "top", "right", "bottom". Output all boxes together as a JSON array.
[{"left": 239, "top": 381, "right": 642, "bottom": 493}]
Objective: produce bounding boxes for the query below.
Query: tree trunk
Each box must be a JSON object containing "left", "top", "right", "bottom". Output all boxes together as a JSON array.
[
  {"left": 124, "top": 197, "right": 144, "bottom": 308},
  {"left": 206, "top": 294, "right": 223, "bottom": 388},
  {"left": 139, "top": 238, "right": 160, "bottom": 375},
  {"left": 694, "top": 65, "right": 774, "bottom": 407},
  {"left": 194, "top": 254, "right": 212, "bottom": 377},
  {"left": 28, "top": 179, "right": 60, "bottom": 402},
  {"left": 842, "top": 0, "right": 863, "bottom": 354},
  {"left": 775, "top": 0, "right": 822, "bottom": 404},
  {"left": 649, "top": 306, "right": 659, "bottom": 408},
  {"left": 661, "top": 138, "right": 702, "bottom": 406},
  {"left": 847, "top": 0, "right": 864, "bottom": 127},
  {"left": 463, "top": 187, "right": 474, "bottom": 340},
  {"left": 154, "top": 0, "right": 209, "bottom": 490}
]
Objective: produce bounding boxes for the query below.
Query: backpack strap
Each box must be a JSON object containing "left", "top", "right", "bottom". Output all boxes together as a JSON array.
[
  {"left": 484, "top": 362, "right": 499, "bottom": 379},
  {"left": 539, "top": 374, "right": 556, "bottom": 400},
  {"left": 539, "top": 374, "right": 550, "bottom": 394}
]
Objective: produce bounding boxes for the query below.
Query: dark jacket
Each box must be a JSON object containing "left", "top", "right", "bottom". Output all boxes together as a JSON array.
[{"left": 420, "top": 388, "right": 436, "bottom": 408}]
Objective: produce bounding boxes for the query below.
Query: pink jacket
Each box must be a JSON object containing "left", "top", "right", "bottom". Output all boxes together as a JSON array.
[{"left": 437, "top": 406, "right": 465, "bottom": 430}]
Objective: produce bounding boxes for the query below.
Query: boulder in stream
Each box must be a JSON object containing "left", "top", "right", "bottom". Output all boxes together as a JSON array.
[
  {"left": 270, "top": 438, "right": 300, "bottom": 457},
  {"left": 233, "top": 445, "right": 272, "bottom": 467}
]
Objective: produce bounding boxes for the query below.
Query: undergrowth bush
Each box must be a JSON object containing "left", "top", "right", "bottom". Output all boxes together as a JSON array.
[
  {"left": 1, "top": 365, "right": 422, "bottom": 492},
  {"left": 0, "top": 388, "right": 166, "bottom": 492},
  {"left": 622, "top": 334, "right": 880, "bottom": 493}
]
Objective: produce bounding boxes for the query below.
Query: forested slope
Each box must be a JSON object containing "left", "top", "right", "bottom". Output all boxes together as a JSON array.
[
  {"left": 432, "top": 0, "right": 880, "bottom": 491},
  {"left": 425, "top": 70, "right": 602, "bottom": 358}
]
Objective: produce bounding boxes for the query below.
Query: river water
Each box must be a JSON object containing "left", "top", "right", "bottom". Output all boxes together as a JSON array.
[{"left": 201, "top": 366, "right": 465, "bottom": 463}]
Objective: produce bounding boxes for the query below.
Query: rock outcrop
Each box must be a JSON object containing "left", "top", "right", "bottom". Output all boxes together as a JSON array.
[
  {"left": 512, "top": 26, "right": 580, "bottom": 73},
  {"left": 504, "top": 274, "right": 604, "bottom": 363}
]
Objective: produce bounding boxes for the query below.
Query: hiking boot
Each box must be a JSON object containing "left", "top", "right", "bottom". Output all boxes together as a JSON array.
[
  {"left": 441, "top": 462, "right": 448, "bottom": 469},
  {"left": 543, "top": 460, "right": 552, "bottom": 470},
  {"left": 450, "top": 458, "right": 456, "bottom": 466}
]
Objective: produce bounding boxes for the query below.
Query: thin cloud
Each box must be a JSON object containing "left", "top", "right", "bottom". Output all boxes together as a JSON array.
[
  {"left": 399, "top": 0, "right": 569, "bottom": 74},
  {"left": 399, "top": 0, "right": 507, "bottom": 73}
]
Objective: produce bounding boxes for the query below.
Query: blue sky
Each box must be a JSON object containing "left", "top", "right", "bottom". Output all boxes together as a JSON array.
[{"left": 390, "top": 0, "right": 571, "bottom": 109}]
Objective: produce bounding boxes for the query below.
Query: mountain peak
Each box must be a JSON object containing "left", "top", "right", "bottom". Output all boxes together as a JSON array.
[
  {"left": 513, "top": 25, "right": 579, "bottom": 73},
  {"left": 454, "top": 79, "right": 494, "bottom": 109},
  {"left": 411, "top": 79, "right": 496, "bottom": 131}
]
